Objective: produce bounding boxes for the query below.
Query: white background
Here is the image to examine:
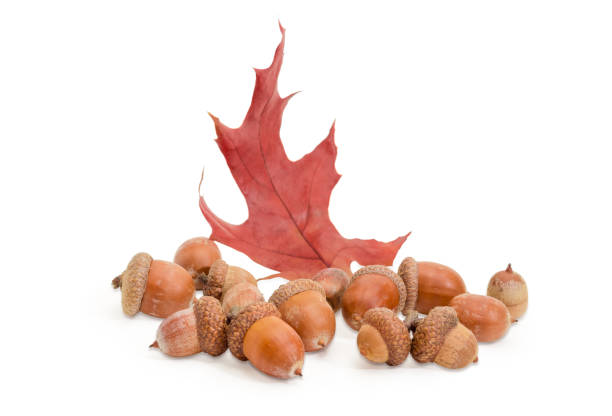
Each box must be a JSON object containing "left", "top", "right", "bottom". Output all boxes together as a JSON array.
[{"left": 1, "top": 1, "right": 610, "bottom": 414}]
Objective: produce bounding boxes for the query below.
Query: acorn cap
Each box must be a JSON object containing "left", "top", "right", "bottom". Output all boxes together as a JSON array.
[
  {"left": 203, "top": 259, "right": 228, "bottom": 298},
  {"left": 193, "top": 296, "right": 227, "bottom": 356},
  {"left": 398, "top": 257, "right": 418, "bottom": 315},
  {"left": 362, "top": 308, "right": 411, "bottom": 366},
  {"left": 118, "top": 252, "right": 152, "bottom": 316},
  {"left": 411, "top": 306, "right": 458, "bottom": 363},
  {"left": 352, "top": 265, "right": 406, "bottom": 313},
  {"left": 227, "top": 302, "right": 281, "bottom": 361},
  {"left": 269, "top": 279, "right": 326, "bottom": 307}
]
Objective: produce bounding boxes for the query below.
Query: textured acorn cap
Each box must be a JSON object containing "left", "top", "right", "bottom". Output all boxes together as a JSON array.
[
  {"left": 227, "top": 302, "right": 281, "bottom": 361},
  {"left": 203, "top": 259, "right": 228, "bottom": 298},
  {"left": 411, "top": 306, "right": 458, "bottom": 363},
  {"left": 398, "top": 257, "right": 418, "bottom": 315},
  {"left": 361, "top": 308, "right": 411, "bottom": 366},
  {"left": 269, "top": 279, "right": 326, "bottom": 307},
  {"left": 193, "top": 296, "right": 227, "bottom": 356},
  {"left": 117, "top": 252, "right": 152, "bottom": 316},
  {"left": 352, "top": 265, "right": 406, "bottom": 313}
]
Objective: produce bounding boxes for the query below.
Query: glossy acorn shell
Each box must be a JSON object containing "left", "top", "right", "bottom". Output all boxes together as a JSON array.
[
  {"left": 342, "top": 273, "right": 400, "bottom": 330},
  {"left": 416, "top": 262, "right": 466, "bottom": 314},
  {"left": 243, "top": 316, "right": 305, "bottom": 379},
  {"left": 140, "top": 260, "right": 195, "bottom": 318},
  {"left": 449, "top": 293, "right": 511, "bottom": 342},
  {"left": 277, "top": 290, "right": 336, "bottom": 351}
]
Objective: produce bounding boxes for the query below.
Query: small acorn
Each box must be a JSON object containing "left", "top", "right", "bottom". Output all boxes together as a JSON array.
[
  {"left": 487, "top": 264, "right": 528, "bottom": 321},
  {"left": 312, "top": 268, "right": 350, "bottom": 311},
  {"left": 411, "top": 306, "right": 478, "bottom": 369},
  {"left": 222, "top": 282, "right": 265, "bottom": 321},
  {"left": 150, "top": 296, "right": 227, "bottom": 357},
  {"left": 202, "top": 259, "right": 256, "bottom": 299},
  {"left": 112, "top": 252, "right": 195, "bottom": 318},
  {"left": 174, "top": 237, "right": 221, "bottom": 290},
  {"left": 357, "top": 307, "right": 410, "bottom": 366},
  {"left": 398, "top": 257, "right": 419, "bottom": 315},
  {"left": 269, "top": 279, "right": 336, "bottom": 351},
  {"left": 341, "top": 265, "right": 407, "bottom": 330},
  {"left": 227, "top": 302, "right": 305, "bottom": 379},
  {"left": 449, "top": 293, "right": 512, "bottom": 342},
  {"left": 415, "top": 261, "right": 467, "bottom": 314}
]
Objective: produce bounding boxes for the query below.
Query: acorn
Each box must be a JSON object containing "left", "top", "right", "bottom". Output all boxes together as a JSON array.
[
  {"left": 398, "top": 257, "right": 419, "bottom": 315},
  {"left": 202, "top": 259, "right": 256, "bottom": 299},
  {"left": 112, "top": 252, "right": 195, "bottom": 318},
  {"left": 357, "top": 307, "right": 410, "bottom": 366},
  {"left": 150, "top": 296, "right": 227, "bottom": 357},
  {"left": 174, "top": 237, "right": 221, "bottom": 290},
  {"left": 411, "top": 306, "right": 478, "bottom": 369},
  {"left": 221, "top": 282, "right": 265, "bottom": 321},
  {"left": 415, "top": 261, "right": 467, "bottom": 314},
  {"left": 227, "top": 302, "right": 305, "bottom": 379},
  {"left": 487, "top": 264, "right": 528, "bottom": 321},
  {"left": 312, "top": 268, "right": 350, "bottom": 311},
  {"left": 449, "top": 293, "right": 512, "bottom": 342},
  {"left": 269, "top": 279, "right": 336, "bottom": 351},
  {"left": 341, "top": 265, "right": 407, "bottom": 330}
]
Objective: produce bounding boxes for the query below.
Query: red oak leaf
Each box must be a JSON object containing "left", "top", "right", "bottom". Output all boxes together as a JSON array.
[{"left": 199, "top": 24, "right": 408, "bottom": 280}]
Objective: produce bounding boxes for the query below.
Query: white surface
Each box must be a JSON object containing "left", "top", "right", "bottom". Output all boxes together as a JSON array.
[{"left": 1, "top": 1, "right": 610, "bottom": 414}]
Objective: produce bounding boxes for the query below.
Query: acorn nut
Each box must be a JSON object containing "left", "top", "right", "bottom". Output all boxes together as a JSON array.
[
  {"left": 312, "top": 268, "right": 350, "bottom": 311},
  {"left": 112, "top": 252, "right": 195, "bottom": 318},
  {"left": 270, "top": 279, "right": 336, "bottom": 351},
  {"left": 174, "top": 237, "right": 221, "bottom": 290},
  {"left": 341, "top": 265, "right": 406, "bottom": 330},
  {"left": 227, "top": 302, "right": 305, "bottom": 379},
  {"left": 411, "top": 306, "right": 478, "bottom": 369},
  {"left": 357, "top": 307, "right": 411, "bottom": 366},
  {"left": 150, "top": 296, "right": 227, "bottom": 357},
  {"left": 202, "top": 259, "right": 256, "bottom": 299},
  {"left": 449, "top": 293, "right": 512, "bottom": 342},
  {"left": 415, "top": 261, "right": 467, "bottom": 314},
  {"left": 487, "top": 264, "right": 528, "bottom": 321}
]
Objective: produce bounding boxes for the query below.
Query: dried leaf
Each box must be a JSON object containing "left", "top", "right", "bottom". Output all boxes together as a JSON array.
[{"left": 200, "top": 25, "right": 408, "bottom": 280}]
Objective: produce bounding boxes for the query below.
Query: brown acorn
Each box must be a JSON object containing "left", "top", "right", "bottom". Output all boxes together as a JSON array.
[
  {"left": 112, "top": 252, "right": 195, "bottom": 318},
  {"left": 449, "top": 293, "right": 512, "bottom": 342},
  {"left": 341, "top": 265, "right": 407, "bottom": 330},
  {"left": 487, "top": 264, "right": 528, "bottom": 321},
  {"left": 173, "top": 237, "right": 221, "bottom": 290},
  {"left": 269, "top": 279, "right": 336, "bottom": 351},
  {"left": 312, "top": 268, "right": 350, "bottom": 311},
  {"left": 202, "top": 259, "right": 256, "bottom": 299},
  {"left": 415, "top": 262, "right": 467, "bottom": 314},
  {"left": 357, "top": 307, "right": 410, "bottom": 366},
  {"left": 411, "top": 306, "right": 478, "bottom": 369},
  {"left": 227, "top": 302, "right": 305, "bottom": 379},
  {"left": 221, "top": 282, "right": 265, "bottom": 321},
  {"left": 150, "top": 296, "right": 227, "bottom": 357}
]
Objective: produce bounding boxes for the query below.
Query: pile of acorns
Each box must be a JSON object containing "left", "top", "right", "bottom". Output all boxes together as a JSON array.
[{"left": 112, "top": 237, "right": 528, "bottom": 379}]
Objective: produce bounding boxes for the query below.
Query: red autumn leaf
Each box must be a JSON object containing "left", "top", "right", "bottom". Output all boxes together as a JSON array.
[{"left": 199, "top": 25, "right": 408, "bottom": 280}]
